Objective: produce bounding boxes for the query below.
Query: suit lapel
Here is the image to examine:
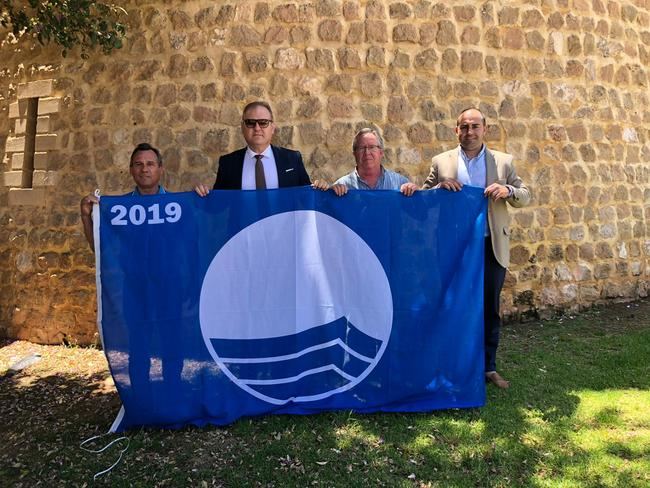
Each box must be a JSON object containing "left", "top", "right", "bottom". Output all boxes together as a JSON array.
[
  {"left": 232, "top": 148, "right": 246, "bottom": 189},
  {"left": 272, "top": 145, "right": 289, "bottom": 186},
  {"left": 485, "top": 147, "right": 497, "bottom": 185},
  {"left": 448, "top": 148, "right": 459, "bottom": 177}
]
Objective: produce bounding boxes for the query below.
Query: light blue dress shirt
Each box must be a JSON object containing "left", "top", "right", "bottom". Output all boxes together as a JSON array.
[{"left": 335, "top": 166, "right": 408, "bottom": 190}]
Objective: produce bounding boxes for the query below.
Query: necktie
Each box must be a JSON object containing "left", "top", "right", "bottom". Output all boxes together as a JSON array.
[{"left": 255, "top": 154, "right": 266, "bottom": 189}]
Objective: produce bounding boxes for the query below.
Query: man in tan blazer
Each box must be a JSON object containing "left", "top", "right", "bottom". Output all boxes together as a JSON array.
[{"left": 423, "top": 108, "right": 530, "bottom": 388}]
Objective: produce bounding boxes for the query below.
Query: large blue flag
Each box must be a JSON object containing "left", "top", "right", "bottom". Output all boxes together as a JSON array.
[{"left": 95, "top": 186, "right": 487, "bottom": 431}]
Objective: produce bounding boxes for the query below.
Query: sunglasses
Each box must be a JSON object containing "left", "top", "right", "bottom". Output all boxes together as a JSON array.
[{"left": 243, "top": 119, "right": 273, "bottom": 128}]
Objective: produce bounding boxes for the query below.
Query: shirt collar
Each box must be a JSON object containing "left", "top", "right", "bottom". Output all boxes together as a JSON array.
[
  {"left": 246, "top": 145, "right": 273, "bottom": 158},
  {"left": 132, "top": 185, "right": 166, "bottom": 196},
  {"left": 459, "top": 144, "right": 486, "bottom": 163},
  {"left": 354, "top": 166, "right": 385, "bottom": 189}
]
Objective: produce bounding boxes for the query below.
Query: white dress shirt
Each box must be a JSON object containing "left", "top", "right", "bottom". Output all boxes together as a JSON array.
[{"left": 241, "top": 146, "right": 279, "bottom": 190}]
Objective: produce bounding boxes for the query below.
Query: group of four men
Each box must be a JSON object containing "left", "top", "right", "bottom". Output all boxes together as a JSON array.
[{"left": 80, "top": 100, "right": 530, "bottom": 390}]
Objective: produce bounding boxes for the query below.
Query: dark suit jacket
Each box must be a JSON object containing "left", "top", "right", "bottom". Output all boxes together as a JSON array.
[{"left": 213, "top": 145, "right": 311, "bottom": 190}]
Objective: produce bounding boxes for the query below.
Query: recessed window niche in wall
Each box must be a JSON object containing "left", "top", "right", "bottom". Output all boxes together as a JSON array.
[
  {"left": 4, "top": 79, "right": 60, "bottom": 206},
  {"left": 20, "top": 97, "right": 39, "bottom": 188}
]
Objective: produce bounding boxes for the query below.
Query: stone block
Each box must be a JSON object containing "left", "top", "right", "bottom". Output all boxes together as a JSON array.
[
  {"left": 365, "top": 1, "right": 386, "bottom": 19},
  {"left": 6, "top": 136, "right": 25, "bottom": 152},
  {"left": 1, "top": 171, "right": 23, "bottom": 187},
  {"left": 360, "top": 103, "right": 382, "bottom": 121},
  {"left": 500, "top": 57, "right": 523, "bottom": 77},
  {"left": 387, "top": 96, "right": 413, "bottom": 122},
  {"left": 230, "top": 25, "right": 261, "bottom": 46},
  {"left": 11, "top": 153, "right": 24, "bottom": 169},
  {"left": 298, "top": 122, "right": 324, "bottom": 145},
  {"left": 169, "top": 32, "right": 187, "bottom": 50},
  {"left": 315, "top": 0, "right": 338, "bottom": 17},
  {"left": 36, "top": 116, "right": 50, "bottom": 133},
  {"left": 366, "top": 46, "right": 386, "bottom": 67},
  {"left": 17, "top": 79, "right": 54, "bottom": 99},
  {"left": 461, "top": 51, "right": 482, "bottom": 72},
  {"left": 202, "top": 128, "right": 230, "bottom": 154},
  {"left": 338, "top": 47, "right": 361, "bottom": 69},
  {"left": 460, "top": 25, "right": 480, "bottom": 45},
  {"left": 319, "top": 19, "right": 342, "bottom": 41},
  {"left": 441, "top": 49, "right": 459, "bottom": 71},
  {"left": 254, "top": 3, "right": 270, "bottom": 22},
  {"left": 8, "top": 188, "right": 47, "bottom": 206},
  {"left": 414, "top": 48, "right": 438, "bottom": 70},
  {"left": 407, "top": 77, "right": 432, "bottom": 97},
  {"left": 327, "top": 96, "right": 355, "bottom": 118},
  {"left": 34, "top": 152, "right": 49, "bottom": 170},
  {"left": 37, "top": 97, "right": 61, "bottom": 115},
  {"left": 35, "top": 134, "right": 57, "bottom": 151},
  {"left": 306, "top": 48, "right": 335, "bottom": 71},
  {"left": 407, "top": 122, "right": 432, "bottom": 144},
  {"left": 365, "top": 20, "right": 388, "bottom": 43},
  {"left": 220, "top": 52, "right": 237, "bottom": 76},
  {"left": 397, "top": 147, "right": 420, "bottom": 165},
  {"left": 359, "top": 72, "right": 383, "bottom": 97},
  {"left": 9, "top": 101, "right": 27, "bottom": 118},
  {"left": 436, "top": 20, "right": 457, "bottom": 45},
  {"left": 15, "top": 116, "right": 50, "bottom": 134},
  {"left": 346, "top": 22, "right": 364, "bottom": 44},
  {"left": 393, "top": 24, "right": 418, "bottom": 42},
  {"left": 169, "top": 9, "right": 192, "bottom": 29},
  {"left": 453, "top": 5, "right": 475, "bottom": 22},
  {"left": 419, "top": 23, "right": 437, "bottom": 46},
  {"left": 390, "top": 2, "right": 411, "bottom": 19},
  {"left": 178, "top": 84, "right": 198, "bottom": 102},
  {"left": 32, "top": 170, "right": 59, "bottom": 186},
  {"left": 521, "top": 8, "right": 544, "bottom": 28},
  {"left": 435, "top": 123, "right": 456, "bottom": 141},
  {"left": 245, "top": 53, "right": 268, "bottom": 72},
  {"left": 154, "top": 84, "right": 177, "bottom": 106},
  {"left": 343, "top": 1, "right": 358, "bottom": 20},
  {"left": 272, "top": 4, "right": 299, "bottom": 22},
  {"left": 290, "top": 26, "right": 311, "bottom": 43},
  {"left": 167, "top": 54, "right": 189, "bottom": 77},
  {"left": 503, "top": 27, "right": 524, "bottom": 49},
  {"left": 274, "top": 48, "right": 305, "bottom": 70},
  {"left": 526, "top": 31, "right": 545, "bottom": 51},
  {"left": 193, "top": 105, "right": 219, "bottom": 124}
]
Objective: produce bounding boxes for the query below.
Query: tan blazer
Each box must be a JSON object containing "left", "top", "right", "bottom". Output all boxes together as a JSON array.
[{"left": 422, "top": 147, "right": 531, "bottom": 268}]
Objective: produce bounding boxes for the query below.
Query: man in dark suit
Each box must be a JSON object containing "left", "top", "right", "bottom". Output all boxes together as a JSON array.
[{"left": 195, "top": 101, "right": 310, "bottom": 195}]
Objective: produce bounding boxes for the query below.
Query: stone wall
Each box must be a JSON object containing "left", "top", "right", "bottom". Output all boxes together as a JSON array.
[{"left": 1, "top": 0, "right": 649, "bottom": 344}]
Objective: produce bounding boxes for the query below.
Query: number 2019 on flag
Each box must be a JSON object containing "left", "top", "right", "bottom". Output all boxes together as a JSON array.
[{"left": 110, "top": 203, "right": 182, "bottom": 226}]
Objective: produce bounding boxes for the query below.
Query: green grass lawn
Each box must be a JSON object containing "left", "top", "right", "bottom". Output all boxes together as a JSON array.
[{"left": 1, "top": 300, "right": 648, "bottom": 487}]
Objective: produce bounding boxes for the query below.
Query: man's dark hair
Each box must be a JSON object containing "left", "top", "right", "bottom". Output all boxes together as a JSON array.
[
  {"left": 456, "top": 108, "right": 486, "bottom": 126},
  {"left": 242, "top": 101, "right": 274, "bottom": 120},
  {"left": 130, "top": 143, "right": 162, "bottom": 167}
]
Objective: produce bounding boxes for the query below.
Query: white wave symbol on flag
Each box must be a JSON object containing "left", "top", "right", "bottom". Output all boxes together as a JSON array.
[{"left": 200, "top": 211, "right": 393, "bottom": 405}]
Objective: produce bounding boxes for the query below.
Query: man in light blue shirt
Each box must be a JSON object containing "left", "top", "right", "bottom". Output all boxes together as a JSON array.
[{"left": 313, "top": 128, "right": 418, "bottom": 196}]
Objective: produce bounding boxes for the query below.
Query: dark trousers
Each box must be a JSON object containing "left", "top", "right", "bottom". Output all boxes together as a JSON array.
[{"left": 484, "top": 237, "right": 506, "bottom": 372}]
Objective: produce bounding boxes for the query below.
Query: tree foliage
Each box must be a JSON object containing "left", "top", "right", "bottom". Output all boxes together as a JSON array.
[{"left": 0, "top": 0, "right": 127, "bottom": 57}]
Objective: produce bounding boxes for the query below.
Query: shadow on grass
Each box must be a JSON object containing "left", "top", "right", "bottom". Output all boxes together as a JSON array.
[
  {"left": 0, "top": 368, "right": 122, "bottom": 485},
  {"left": 0, "top": 301, "right": 648, "bottom": 487},
  {"left": 319, "top": 302, "right": 650, "bottom": 487}
]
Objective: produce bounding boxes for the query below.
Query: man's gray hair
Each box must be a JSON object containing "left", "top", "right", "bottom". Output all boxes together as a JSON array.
[{"left": 352, "top": 128, "right": 385, "bottom": 152}]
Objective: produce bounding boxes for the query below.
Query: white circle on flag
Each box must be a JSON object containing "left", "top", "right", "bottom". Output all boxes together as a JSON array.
[{"left": 199, "top": 210, "right": 393, "bottom": 405}]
